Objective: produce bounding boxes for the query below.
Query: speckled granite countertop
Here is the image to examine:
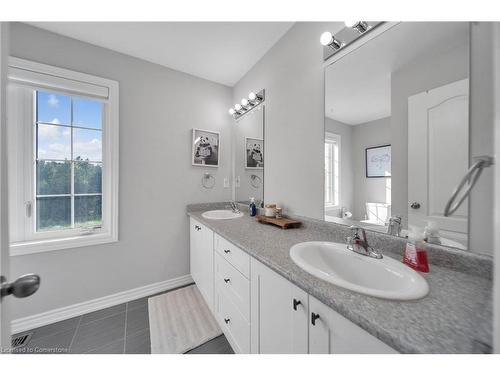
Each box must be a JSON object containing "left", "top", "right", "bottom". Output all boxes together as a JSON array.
[{"left": 187, "top": 204, "right": 493, "bottom": 354}]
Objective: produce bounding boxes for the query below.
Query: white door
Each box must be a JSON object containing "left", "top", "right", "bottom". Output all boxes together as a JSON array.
[
  {"left": 250, "top": 258, "right": 308, "bottom": 354},
  {"left": 408, "top": 79, "right": 469, "bottom": 244}
]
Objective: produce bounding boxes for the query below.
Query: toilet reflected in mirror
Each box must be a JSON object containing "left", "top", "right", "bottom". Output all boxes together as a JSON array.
[{"left": 324, "top": 22, "right": 470, "bottom": 251}]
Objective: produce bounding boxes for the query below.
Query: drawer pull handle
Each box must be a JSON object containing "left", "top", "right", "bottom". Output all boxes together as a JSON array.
[
  {"left": 224, "top": 249, "right": 231, "bottom": 254},
  {"left": 224, "top": 318, "right": 230, "bottom": 324},
  {"left": 224, "top": 278, "right": 230, "bottom": 283},
  {"left": 311, "top": 312, "right": 320, "bottom": 326},
  {"left": 194, "top": 225, "right": 201, "bottom": 231},
  {"left": 293, "top": 298, "right": 301, "bottom": 311}
]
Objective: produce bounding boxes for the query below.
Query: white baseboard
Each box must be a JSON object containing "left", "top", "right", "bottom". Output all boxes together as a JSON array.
[{"left": 11, "top": 274, "right": 193, "bottom": 334}]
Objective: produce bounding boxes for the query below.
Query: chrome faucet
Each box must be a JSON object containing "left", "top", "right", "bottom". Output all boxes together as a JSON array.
[
  {"left": 346, "top": 226, "right": 383, "bottom": 259},
  {"left": 228, "top": 201, "right": 240, "bottom": 214},
  {"left": 387, "top": 215, "right": 402, "bottom": 237}
]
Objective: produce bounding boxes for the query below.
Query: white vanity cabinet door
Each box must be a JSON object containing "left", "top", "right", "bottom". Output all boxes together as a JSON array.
[
  {"left": 189, "top": 218, "right": 214, "bottom": 311},
  {"left": 309, "top": 295, "right": 398, "bottom": 354},
  {"left": 250, "top": 258, "right": 309, "bottom": 354}
]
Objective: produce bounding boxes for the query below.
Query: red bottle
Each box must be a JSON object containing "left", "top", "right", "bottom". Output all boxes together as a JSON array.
[{"left": 403, "top": 227, "right": 429, "bottom": 273}]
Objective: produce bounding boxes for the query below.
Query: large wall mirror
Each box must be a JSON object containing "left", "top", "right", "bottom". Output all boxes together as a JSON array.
[
  {"left": 324, "top": 22, "right": 472, "bottom": 251},
  {"left": 233, "top": 105, "right": 264, "bottom": 206}
]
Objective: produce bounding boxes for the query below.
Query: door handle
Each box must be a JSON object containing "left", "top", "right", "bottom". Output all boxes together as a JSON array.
[
  {"left": 410, "top": 202, "right": 421, "bottom": 209},
  {"left": 1, "top": 274, "right": 41, "bottom": 299},
  {"left": 311, "top": 312, "right": 320, "bottom": 326},
  {"left": 293, "top": 298, "right": 301, "bottom": 311}
]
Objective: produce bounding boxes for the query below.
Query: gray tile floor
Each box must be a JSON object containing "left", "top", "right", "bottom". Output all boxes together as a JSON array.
[{"left": 12, "top": 289, "right": 233, "bottom": 354}]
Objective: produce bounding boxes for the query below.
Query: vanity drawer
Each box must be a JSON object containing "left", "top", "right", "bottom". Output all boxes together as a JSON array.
[
  {"left": 214, "top": 234, "right": 250, "bottom": 278},
  {"left": 215, "top": 288, "right": 250, "bottom": 354},
  {"left": 215, "top": 253, "right": 250, "bottom": 320}
]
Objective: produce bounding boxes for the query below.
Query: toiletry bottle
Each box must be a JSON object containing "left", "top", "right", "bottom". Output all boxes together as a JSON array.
[
  {"left": 424, "top": 221, "right": 442, "bottom": 245},
  {"left": 249, "top": 197, "right": 257, "bottom": 217},
  {"left": 403, "top": 226, "right": 429, "bottom": 273}
]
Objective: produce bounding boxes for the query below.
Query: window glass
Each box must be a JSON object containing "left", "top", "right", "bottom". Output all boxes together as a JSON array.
[
  {"left": 36, "top": 196, "right": 71, "bottom": 231},
  {"left": 37, "top": 91, "right": 71, "bottom": 125},
  {"left": 36, "top": 160, "right": 71, "bottom": 195},
  {"left": 37, "top": 124, "right": 71, "bottom": 160},
  {"left": 75, "top": 162, "right": 102, "bottom": 194},
  {"left": 35, "top": 90, "right": 104, "bottom": 233},
  {"left": 73, "top": 128, "right": 102, "bottom": 162},
  {"left": 73, "top": 97, "right": 103, "bottom": 129},
  {"left": 75, "top": 196, "right": 102, "bottom": 227}
]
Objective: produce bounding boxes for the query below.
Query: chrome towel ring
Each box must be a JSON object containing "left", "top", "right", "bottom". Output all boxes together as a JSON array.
[
  {"left": 202, "top": 173, "right": 215, "bottom": 189},
  {"left": 444, "top": 156, "right": 494, "bottom": 217},
  {"left": 250, "top": 174, "right": 262, "bottom": 188}
]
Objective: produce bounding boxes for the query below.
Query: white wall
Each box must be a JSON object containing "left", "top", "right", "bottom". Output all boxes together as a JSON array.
[
  {"left": 233, "top": 22, "right": 343, "bottom": 219},
  {"left": 351, "top": 117, "right": 391, "bottom": 221},
  {"left": 8, "top": 23, "right": 233, "bottom": 319},
  {"left": 391, "top": 42, "right": 469, "bottom": 229},
  {"left": 325, "top": 117, "right": 353, "bottom": 217}
]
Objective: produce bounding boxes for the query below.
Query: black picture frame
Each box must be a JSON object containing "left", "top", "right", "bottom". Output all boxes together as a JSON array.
[{"left": 365, "top": 144, "right": 391, "bottom": 178}]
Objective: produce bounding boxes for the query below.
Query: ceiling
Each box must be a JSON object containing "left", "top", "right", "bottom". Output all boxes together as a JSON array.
[
  {"left": 325, "top": 22, "right": 469, "bottom": 125},
  {"left": 27, "top": 22, "right": 294, "bottom": 87}
]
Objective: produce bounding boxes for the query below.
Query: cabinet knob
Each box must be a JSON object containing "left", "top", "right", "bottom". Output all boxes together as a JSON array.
[
  {"left": 224, "top": 318, "right": 230, "bottom": 324},
  {"left": 224, "top": 278, "right": 230, "bottom": 283},
  {"left": 410, "top": 202, "right": 421, "bottom": 209},
  {"left": 224, "top": 249, "right": 231, "bottom": 254},
  {"left": 293, "top": 298, "right": 301, "bottom": 311},
  {"left": 311, "top": 312, "right": 320, "bottom": 326}
]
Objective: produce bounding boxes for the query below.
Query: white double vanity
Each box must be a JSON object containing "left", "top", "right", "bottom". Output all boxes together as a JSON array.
[{"left": 190, "top": 217, "right": 397, "bottom": 354}]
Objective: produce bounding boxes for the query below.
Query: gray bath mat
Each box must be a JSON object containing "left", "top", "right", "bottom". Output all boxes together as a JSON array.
[{"left": 148, "top": 285, "right": 222, "bottom": 354}]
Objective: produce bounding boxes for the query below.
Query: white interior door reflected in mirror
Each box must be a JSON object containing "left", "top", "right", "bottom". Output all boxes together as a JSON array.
[{"left": 408, "top": 79, "right": 469, "bottom": 247}]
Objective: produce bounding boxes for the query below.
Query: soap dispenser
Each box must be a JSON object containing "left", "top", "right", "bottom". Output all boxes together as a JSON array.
[
  {"left": 403, "top": 226, "right": 429, "bottom": 273},
  {"left": 249, "top": 197, "right": 257, "bottom": 217}
]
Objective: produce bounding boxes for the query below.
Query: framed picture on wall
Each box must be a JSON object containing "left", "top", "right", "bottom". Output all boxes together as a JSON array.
[
  {"left": 192, "top": 128, "right": 220, "bottom": 167},
  {"left": 366, "top": 144, "right": 391, "bottom": 178},
  {"left": 245, "top": 137, "right": 264, "bottom": 169}
]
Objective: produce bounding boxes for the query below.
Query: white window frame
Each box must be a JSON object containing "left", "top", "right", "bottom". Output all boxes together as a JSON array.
[
  {"left": 325, "top": 132, "right": 340, "bottom": 209},
  {"left": 7, "top": 57, "right": 119, "bottom": 256}
]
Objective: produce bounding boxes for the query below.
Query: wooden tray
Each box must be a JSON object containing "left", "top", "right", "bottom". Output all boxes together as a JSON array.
[{"left": 256, "top": 215, "right": 301, "bottom": 229}]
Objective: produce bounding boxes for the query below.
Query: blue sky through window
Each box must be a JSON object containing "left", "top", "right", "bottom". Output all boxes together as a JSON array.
[
  {"left": 37, "top": 91, "right": 71, "bottom": 125},
  {"left": 36, "top": 91, "right": 103, "bottom": 162}
]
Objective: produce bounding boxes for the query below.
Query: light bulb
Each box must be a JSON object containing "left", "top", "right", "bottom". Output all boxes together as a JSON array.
[
  {"left": 344, "top": 21, "right": 357, "bottom": 28},
  {"left": 320, "top": 31, "right": 333, "bottom": 46},
  {"left": 241, "top": 98, "right": 249, "bottom": 106},
  {"left": 345, "top": 21, "right": 368, "bottom": 33},
  {"left": 229, "top": 108, "right": 235, "bottom": 115},
  {"left": 235, "top": 104, "right": 242, "bottom": 111},
  {"left": 248, "top": 92, "right": 257, "bottom": 101}
]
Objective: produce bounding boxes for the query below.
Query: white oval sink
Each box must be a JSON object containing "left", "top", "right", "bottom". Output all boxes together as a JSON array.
[
  {"left": 290, "top": 241, "right": 429, "bottom": 301},
  {"left": 201, "top": 210, "right": 244, "bottom": 220}
]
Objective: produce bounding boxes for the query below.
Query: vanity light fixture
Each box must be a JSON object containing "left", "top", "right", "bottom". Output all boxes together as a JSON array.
[
  {"left": 320, "top": 31, "right": 343, "bottom": 50},
  {"left": 320, "top": 22, "right": 383, "bottom": 61},
  {"left": 228, "top": 89, "right": 265, "bottom": 119},
  {"left": 344, "top": 21, "right": 369, "bottom": 34}
]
